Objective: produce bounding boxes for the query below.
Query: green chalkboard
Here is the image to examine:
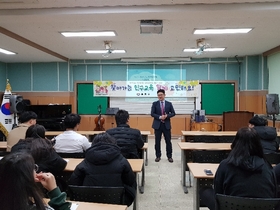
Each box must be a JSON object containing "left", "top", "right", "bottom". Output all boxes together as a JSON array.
[
  {"left": 77, "top": 83, "right": 108, "bottom": 115},
  {"left": 201, "top": 83, "right": 235, "bottom": 115}
]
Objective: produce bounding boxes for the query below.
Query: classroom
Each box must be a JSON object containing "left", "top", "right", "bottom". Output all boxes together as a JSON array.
[{"left": 1, "top": 1, "right": 280, "bottom": 210}]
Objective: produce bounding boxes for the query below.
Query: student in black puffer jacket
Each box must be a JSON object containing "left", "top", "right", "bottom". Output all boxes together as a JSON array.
[
  {"left": 248, "top": 115, "right": 279, "bottom": 154},
  {"left": 106, "top": 109, "right": 144, "bottom": 159},
  {"left": 69, "top": 132, "right": 136, "bottom": 206}
]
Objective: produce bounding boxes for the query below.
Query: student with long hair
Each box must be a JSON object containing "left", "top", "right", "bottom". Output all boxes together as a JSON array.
[
  {"left": 11, "top": 136, "right": 67, "bottom": 176},
  {"left": 26, "top": 124, "right": 47, "bottom": 139},
  {"left": 200, "top": 127, "right": 277, "bottom": 210},
  {"left": 0, "top": 152, "right": 71, "bottom": 210}
]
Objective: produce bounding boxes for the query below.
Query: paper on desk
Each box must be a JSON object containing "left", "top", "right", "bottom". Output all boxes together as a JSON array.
[{"left": 70, "top": 203, "right": 78, "bottom": 210}]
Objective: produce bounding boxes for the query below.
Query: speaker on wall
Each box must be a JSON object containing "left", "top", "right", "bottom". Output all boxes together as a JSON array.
[
  {"left": 266, "top": 94, "right": 279, "bottom": 115},
  {"left": 9, "top": 95, "right": 25, "bottom": 114}
]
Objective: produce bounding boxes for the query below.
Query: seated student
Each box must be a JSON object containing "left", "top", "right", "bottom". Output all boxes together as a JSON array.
[
  {"left": 11, "top": 136, "right": 67, "bottom": 177},
  {"left": 25, "top": 124, "right": 46, "bottom": 139},
  {"left": 69, "top": 133, "right": 136, "bottom": 206},
  {"left": 106, "top": 109, "right": 144, "bottom": 159},
  {"left": 25, "top": 124, "right": 56, "bottom": 146},
  {"left": 200, "top": 127, "right": 277, "bottom": 210},
  {"left": 248, "top": 115, "right": 279, "bottom": 153},
  {"left": 0, "top": 152, "right": 71, "bottom": 210},
  {"left": 54, "top": 113, "right": 91, "bottom": 153},
  {"left": 6, "top": 111, "right": 37, "bottom": 151}
]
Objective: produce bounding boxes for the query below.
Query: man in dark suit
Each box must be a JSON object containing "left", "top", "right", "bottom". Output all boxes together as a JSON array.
[{"left": 151, "top": 89, "right": 176, "bottom": 163}]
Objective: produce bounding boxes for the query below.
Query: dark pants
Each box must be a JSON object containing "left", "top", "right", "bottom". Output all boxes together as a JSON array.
[
  {"left": 154, "top": 122, "right": 172, "bottom": 158},
  {"left": 199, "top": 187, "right": 215, "bottom": 210}
]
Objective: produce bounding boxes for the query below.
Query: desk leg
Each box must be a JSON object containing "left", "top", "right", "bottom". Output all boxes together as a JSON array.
[
  {"left": 142, "top": 135, "right": 148, "bottom": 166},
  {"left": 181, "top": 149, "right": 188, "bottom": 193},
  {"left": 193, "top": 178, "right": 199, "bottom": 210},
  {"left": 134, "top": 172, "right": 139, "bottom": 210},
  {"left": 138, "top": 163, "right": 145, "bottom": 194},
  {"left": 145, "top": 148, "right": 148, "bottom": 166}
]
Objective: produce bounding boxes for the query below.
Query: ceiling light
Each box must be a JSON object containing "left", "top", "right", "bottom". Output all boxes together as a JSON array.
[
  {"left": 194, "top": 28, "right": 252, "bottom": 34},
  {"left": 0, "top": 48, "right": 16, "bottom": 55},
  {"left": 61, "top": 31, "right": 116, "bottom": 37},
  {"left": 86, "top": 50, "right": 126, "bottom": 54},
  {"left": 183, "top": 48, "right": 225, "bottom": 52}
]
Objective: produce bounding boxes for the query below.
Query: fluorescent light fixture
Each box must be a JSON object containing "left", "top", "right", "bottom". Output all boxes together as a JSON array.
[
  {"left": 86, "top": 50, "right": 126, "bottom": 54},
  {"left": 204, "top": 48, "right": 225, "bottom": 52},
  {"left": 183, "top": 48, "right": 225, "bottom": 52},
  {"left": 61, "top": 31, "right": 116, "bottom": 37},
  {"left": 194, "top": 28, "right": 252, "bottom": 34},
  {"left": 0, "top": 48, "right": 16, "bottom": 55}
]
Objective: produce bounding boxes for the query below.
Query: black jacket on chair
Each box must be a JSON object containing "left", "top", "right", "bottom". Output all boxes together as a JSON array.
[
  {"left": 106, "top": 124, "right": 144, "bottom": 159},
  {"left": 253, "top": 126, "right": 279, "bottom": 154},
  {"left": 68, "top": 142, "right": 136, "bottom": 206}
]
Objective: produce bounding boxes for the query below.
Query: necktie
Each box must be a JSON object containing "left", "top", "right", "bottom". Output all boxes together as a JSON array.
[{"left": 161, "top": 101, "right": 165, "bottom": 115}]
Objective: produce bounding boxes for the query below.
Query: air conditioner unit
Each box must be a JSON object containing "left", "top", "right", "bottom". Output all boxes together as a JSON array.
[{"left": 140, "top": 20, "right": 163, "bottom": 34}]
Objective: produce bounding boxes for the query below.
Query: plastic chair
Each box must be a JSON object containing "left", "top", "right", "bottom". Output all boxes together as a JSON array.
[
  {"left": 192, "top": 150, "right": 228, "bottom": 163},
  {"left": 218, "top": 136, "right": 235, "bottom": 143},
  {"left": 264, "top": 153, "right": 280, "bottom": 165},
  {"left": 57, "top": 153, "right": 85, "bottom": 158},
  {"left": 216, "top": 194, "right": 280, "bottom": 210},
  {"left": 193, "top": 136, "right": 219, "bottom": 143},
  {"left": 68, "top": 185, "right": 125, "bottom": 205}
]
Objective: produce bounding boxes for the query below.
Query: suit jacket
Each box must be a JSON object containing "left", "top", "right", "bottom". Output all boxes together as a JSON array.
[{"left": 151, "top": 100, "right": 175, "bottom": 129}]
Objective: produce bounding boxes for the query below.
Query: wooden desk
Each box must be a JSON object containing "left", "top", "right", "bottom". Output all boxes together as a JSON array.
[
  {"left": 181, "top": 131, "right": 236, "bottom": 142},
  {"left": 46, "top": 130, "right": 150, "bottom": 138},
  {"left": 182, "top": 131, "right": 280, "bottom": 142},
  {"left": 46, "top": 131, "right": 105, "bottom": 137},
  {"left": 44, "top": 199, "right": 127, "bottom": 210},
  {"left": 140, "top": 131, "right": 150, "bottom": 166},
  {"left": 178, "top": 142, "right": 230, "bottom": 193},
  {"left": 0, "top": 142, "right": 7, "bottom": 151},
  {"left": 187, "top": 163, "right": 218, "bottom": 210},
  {"left": 64, "top": 158, "right": 143, "bottom": 173}
]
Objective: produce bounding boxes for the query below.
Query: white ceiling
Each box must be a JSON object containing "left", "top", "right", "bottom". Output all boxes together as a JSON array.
[{"left": 0, "top": 0, "right": 280, "bottom": 63}]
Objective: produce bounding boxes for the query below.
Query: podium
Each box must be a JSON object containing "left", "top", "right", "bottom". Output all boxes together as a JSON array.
[
  {"left": 191, "top": 122, "right": 219, "bottom": 131},
  {"left": 223, "top": 111, "right": 254, "bottom": 131}
]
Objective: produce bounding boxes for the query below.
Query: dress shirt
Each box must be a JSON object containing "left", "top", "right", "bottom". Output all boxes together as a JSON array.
[{"left": 54, "top": 130, "right": 91, "bottom": 153}]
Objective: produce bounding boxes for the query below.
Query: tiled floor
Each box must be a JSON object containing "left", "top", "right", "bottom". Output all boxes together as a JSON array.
[{"left": 127, "top": 135, "right": 201, "bottom": 210}]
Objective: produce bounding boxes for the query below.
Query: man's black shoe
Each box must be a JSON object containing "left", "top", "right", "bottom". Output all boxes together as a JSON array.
[
  {"left": 168, "top": 158, "right": 173, "bottom": 163},
  {"left": 155, "top": 157, "right": 161, "bottom": 162}
]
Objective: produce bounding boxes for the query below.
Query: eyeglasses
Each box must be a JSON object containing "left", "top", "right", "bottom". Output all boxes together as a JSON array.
[{"left": 34, "top": 164, "right": 39, "bottom": 173}]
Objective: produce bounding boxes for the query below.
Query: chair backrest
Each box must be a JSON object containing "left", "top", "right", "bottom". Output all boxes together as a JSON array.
[
  {"left": 193, "top": 136, "right": 219, "bottom": 143},
  {"left": 192, "top": 150, "right": 228, "bottom": 163},
  {"left": 0, "top": 151, "right": 10, "bottom": 157},
  {"left": 264, "top": 153, "right": 280, "bottom": 165},
  {"left": 57, "top": 152, "right": 85, "bottom": 158},
  {"left": 68, "top": 185, "right": 125, "bottom": 205},
  {"left": 218, "top": 136, "right": 235, "bottom": 143},
  {"left": 216, "top": 194, "right": 280, "bottom": 210}
]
